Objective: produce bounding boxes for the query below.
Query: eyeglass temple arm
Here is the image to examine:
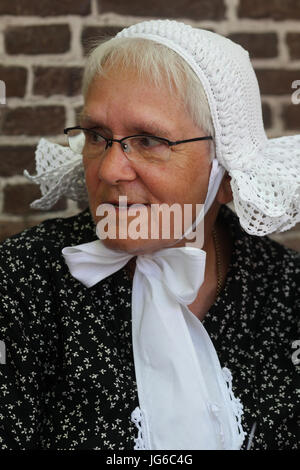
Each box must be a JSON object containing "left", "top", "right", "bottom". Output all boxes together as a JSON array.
[
  {"left": 64, "top": 125, "right": 83, "bottom": 134},
  {"left": 169, "top": 136, "right": 213, "bottom": 146}
]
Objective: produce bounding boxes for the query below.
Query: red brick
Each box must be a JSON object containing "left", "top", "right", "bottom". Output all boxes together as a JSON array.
[
  {"left": 0, "top": 145, "right": 36, "bottom": 177},
  {"left": 255, "top": 69, "right": 300, "bottom": 95},
  {"left": 1, "top": 106, "right": 65, "bottom": 136},
  {"left": 0, "top": 66, "right": 27, "bottom": 98},
  {"left": 33, "top": 67, "right": 83, "bottom": 97},
  {"left": 0, "top": 219, "right": 28, "bottom": 243},
  {"left": 227, "top": 33, "right": 278, "bottom": 59},
  {"left": 0, "top": 0, "right": 91, "bottom": 16},
  {"left": 281, "top": 104, "right": 300, "bottom": 131},
  {"left": 82, "top": 26, "right": 124, "bottom": 55},
  {"left": 289, "top": 223, "right": 300, "bottom": 232},
  {"left": 5, "top": 25, "right": 70, "bottom": 55},
  {"left": 78, "top": 200, "right": 89, "bottom": 210},
  {"left": 238, "top": 0, "right": 300, "bottom": 21},
  {"left": 3, "top": 183, "right": 67, "bottom": 215},
  {"left": 97, "top": 0, "right": 226, "bottom": 20},
  {"left": 279, "top": 237, "right": 300, "bottom": 252},
  {"left": 262, "top": 102, "right": 272, "bottom": 129},
  {"left": 286, "top": 33, "right": 300, "bottom": 60}
]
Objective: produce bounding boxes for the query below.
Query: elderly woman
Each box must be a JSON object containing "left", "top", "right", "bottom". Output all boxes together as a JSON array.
[{"left": 0, "top": 20, "right": 299, "bottom": 450}]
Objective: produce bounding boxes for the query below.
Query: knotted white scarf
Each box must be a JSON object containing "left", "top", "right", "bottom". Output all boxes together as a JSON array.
[{"left": 62, "top": 159, "right": 246, "bottom": 449}]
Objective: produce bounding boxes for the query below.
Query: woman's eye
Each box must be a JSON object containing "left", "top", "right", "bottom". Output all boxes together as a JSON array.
[
  {"left": 86, "top": 132, "right": 105, "bottom": 144},
  {"left": 92, "top": 134, "right": 101, "bottom": 143},
  {"left": 139, "top": 136, "right": 161, "bottom": 148}
]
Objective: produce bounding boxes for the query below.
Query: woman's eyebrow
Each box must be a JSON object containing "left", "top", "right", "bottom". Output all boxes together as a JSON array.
[
  {"left": 130, "top": 122, "right": 172, "bottom": 138},
  {"left": 79, "top": 114, "right": 172, "bottom": 138}
]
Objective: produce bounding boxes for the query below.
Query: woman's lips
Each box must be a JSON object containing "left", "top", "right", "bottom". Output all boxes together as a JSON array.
[
  {"left": 105, "top": 201, "right": 150, "bottom": 207},
  {"left": 115, "top": 203, "right": 150, "bottom": 210},
  {"left": 101, "top": 202, "right": 150, "bottom": 212}
]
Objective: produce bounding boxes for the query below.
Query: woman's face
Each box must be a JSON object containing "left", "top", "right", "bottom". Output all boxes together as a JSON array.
[{"left": 81, "top": 66, "right": 212, "bottom": 254}]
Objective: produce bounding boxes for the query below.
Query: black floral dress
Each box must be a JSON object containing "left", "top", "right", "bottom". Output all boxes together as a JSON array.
[{"left": 0, "top": 204, "right": 299, "bottom": 450}]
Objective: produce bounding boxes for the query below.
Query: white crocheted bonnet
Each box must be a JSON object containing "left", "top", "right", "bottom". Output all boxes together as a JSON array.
[{"left": 25, "top": 19, "right": 300, "bottom": 236}]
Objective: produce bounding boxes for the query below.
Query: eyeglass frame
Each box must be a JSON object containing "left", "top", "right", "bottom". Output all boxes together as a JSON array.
[{"left": 64, "top": 126, "right": 213, "bottom": 154}]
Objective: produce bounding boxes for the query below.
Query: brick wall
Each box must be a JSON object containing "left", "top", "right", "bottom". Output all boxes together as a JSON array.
[{"left": 0, "top": 0, "right": 299, "bottom": 250}]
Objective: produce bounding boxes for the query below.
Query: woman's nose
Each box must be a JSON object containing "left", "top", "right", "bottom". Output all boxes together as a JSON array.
[{"left": 97, "top": 141, "right": 137, "bottom": 184}]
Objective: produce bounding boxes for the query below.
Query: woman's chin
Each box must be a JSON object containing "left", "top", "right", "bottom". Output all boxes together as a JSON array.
[{"left": 100, "top": 236, "right": 174, "bottom": 255}]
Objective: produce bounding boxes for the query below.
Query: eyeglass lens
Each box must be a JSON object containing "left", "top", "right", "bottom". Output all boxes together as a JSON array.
[{"left": 67, "top": 129, "right": 171, "bottom": 162}]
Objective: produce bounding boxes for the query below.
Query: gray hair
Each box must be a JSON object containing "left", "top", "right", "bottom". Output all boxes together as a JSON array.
[{"left": 82, "top": 37, "right": 215, "bottom": 161}]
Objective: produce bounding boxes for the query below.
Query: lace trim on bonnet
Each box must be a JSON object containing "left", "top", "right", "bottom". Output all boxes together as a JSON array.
[
  {"left": 24, "top": 138, "right": 88, "bottom": 210},
  {"left": 24, "top": 20, "right": 300, "bottom": 237}
]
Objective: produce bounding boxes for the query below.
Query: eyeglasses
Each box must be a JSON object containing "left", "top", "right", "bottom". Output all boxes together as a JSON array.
[{"left": 64, "top": 126, "right": 213, "bottom": 163}]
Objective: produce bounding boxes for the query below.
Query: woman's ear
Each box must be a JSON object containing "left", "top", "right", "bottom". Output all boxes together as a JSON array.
[{"left": 216, "top": 171, "right": 233, "bottom": 204}]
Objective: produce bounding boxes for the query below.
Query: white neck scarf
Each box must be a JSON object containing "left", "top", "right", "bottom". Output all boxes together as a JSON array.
[{"left": 62, "top": 159, "right": 246, "bottom": 449}]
